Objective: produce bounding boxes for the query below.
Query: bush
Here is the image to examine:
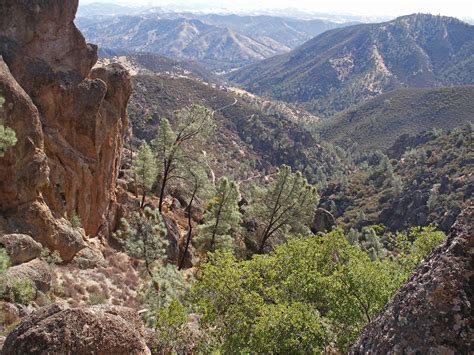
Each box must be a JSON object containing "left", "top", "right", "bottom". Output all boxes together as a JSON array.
[
  {"left": 154, "top": 299, "right": 193, "bottom": 353},
  {"left": 6, "top": 278, "right": 36, "bottom": 305},
  {"left": 89, "top": 292, "right": 108, "bottom": 305},
  {"left": 0, "top": 248, "right": 10, "bottom": 296}
]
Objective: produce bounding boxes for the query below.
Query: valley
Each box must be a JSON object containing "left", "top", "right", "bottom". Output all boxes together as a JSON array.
[{"left": 0, "top": 1, "right": 472, "bottom": 354}]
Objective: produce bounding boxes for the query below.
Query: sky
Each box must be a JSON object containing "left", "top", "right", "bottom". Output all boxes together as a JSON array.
[{"left": 79, "top": 0, "right": 474, "bottom": 19}]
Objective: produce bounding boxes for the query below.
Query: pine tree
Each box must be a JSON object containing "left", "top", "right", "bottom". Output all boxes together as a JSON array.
[
  {"left": 247, "top": 165, "right": 319, "bottom": 253},
  {"left": 195, "top": 177, "right": 242, "bottom": 253},
  {"left": 114, "top": 207, "right": 168, "bottom": 280},
  {"left": 178, "top": 162, "right": 212, "bottom": 270},
  {"left": 133, "top": 142, "right": 157, "bottom": 208},
  {"left": 152, "top": 105, "right": 215, "bottom": 212}
]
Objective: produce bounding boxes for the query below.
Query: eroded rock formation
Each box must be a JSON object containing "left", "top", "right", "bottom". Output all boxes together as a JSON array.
[
  {"left": 1, "top": 304, "right": 149, "bottom": 354},
  {"left": 351, "top": 207, "right": 473, "bottom": 353},
  {"left": 0, "top": 0, "right": 131, "bottom": 260}
]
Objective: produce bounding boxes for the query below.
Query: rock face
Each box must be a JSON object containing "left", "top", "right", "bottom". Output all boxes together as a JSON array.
[
  {"left": 1, "top": 304, "right": 150, "bottom": 354},
  {"left": 351, "top": 207, "right": 473, "bottom": 354},
  {"left": 0, "top": 0, "right": 131, "bottom": 260}
]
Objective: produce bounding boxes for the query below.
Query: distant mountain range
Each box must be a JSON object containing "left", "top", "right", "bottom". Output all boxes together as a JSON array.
[
  {"left": 76, "top": 14, "right": 346, "bottom": 71},
  {"left": 229, "top": 14, "right": 474, "bottom": 116}
]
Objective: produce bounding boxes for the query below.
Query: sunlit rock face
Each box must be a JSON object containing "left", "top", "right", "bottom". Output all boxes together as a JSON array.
[{"left": 0, "top": 0, "right": 131, "bottom": 260}]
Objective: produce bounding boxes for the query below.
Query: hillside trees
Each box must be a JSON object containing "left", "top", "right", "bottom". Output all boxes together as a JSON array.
[
  {"left": 194, "top": 177, "right": 242, "bottom": 253},
  {"left": 246, "top": 165, "right": 319, "bottom": 253},
  {"left": 152, "top": 105, "right": 215, "bottom": 212}
]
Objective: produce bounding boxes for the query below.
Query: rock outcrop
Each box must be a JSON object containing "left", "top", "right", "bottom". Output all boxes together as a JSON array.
[
  {"left": 1, "top": 304, "right": 150, "bottom": 354},
  {"left": 351, "top": 207, "right": 473, "bottom": 353},
  {"left": 310, "top": 208, "right": 336, "bottom": 234},
  {"left": 0, "top": 0, "right": 131, "bottom": 260}
]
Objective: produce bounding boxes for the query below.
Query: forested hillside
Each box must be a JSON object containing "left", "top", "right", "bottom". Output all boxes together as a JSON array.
[
  {"left": 316, "top": 85, "right": 474, "bottom": 151},
  {"left": 128, "top": 73, "right": 334, "bottom": 182},
  {"left": 320, "top": 127, "right": 473, "bottom": 232}
]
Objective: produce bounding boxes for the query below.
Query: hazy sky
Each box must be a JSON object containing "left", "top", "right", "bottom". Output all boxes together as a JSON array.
[{"left": 80, "top": 0, "right": 473, "bottom": 19}]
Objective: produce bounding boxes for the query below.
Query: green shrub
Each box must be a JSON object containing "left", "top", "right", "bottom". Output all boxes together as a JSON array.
[
  {"left": 7, "top": 278, "right": 36, "bottom": 305},
  {"left": 0, "top": 248, "right": 10, "bottom": 296},
  {"left": 89, "top": 292, "right": 107, "bottom": 305}
]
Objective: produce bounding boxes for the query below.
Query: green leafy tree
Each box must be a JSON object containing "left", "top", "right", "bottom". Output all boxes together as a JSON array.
[
  {"left": 152, "top": 105, "right": 215, "bottom": 212},
  {"left": 190, "top": 227, "right": 445, "bottom": 352},
  {"left": 194, "top": 177, "right": 242, "bottom": 253},
  {"left": 246, "top": 165, "right": 319, "bottom": 253},
  {"left": 133, "top": 142, "right": 157, "bottom": 208}
]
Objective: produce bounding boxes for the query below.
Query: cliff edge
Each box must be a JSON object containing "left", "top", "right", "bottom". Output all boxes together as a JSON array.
[{"left": 0, "top": 0, "right": 131, "bottom": 260}]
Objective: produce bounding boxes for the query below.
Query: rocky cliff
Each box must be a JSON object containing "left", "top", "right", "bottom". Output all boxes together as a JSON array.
[
  {"left": 351, "top": 206, "right": 473, "bottom": 353},
  {"left": 0, "top": 0, "right": 131, "bottom": 260}
]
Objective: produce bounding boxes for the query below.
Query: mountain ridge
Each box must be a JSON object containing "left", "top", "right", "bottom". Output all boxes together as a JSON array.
[
  {"left": 316, "top": 85, "right": 474, "bottom": 152},
  {"left": 228, "top": 13, "right": 474, "bottom": 115}
]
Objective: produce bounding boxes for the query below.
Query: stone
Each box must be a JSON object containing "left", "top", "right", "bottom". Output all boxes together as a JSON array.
[
  {"left": 71, "top": 247, "right": 106, "bottom": 269},
  {"left": 170, "top": 198, "right": 182, "bottom": 212},
  {"left": 6, "top": 259, "right": 52, "bottom": 293},
  {"left": 163, "top": 215, "right": 181, "bottom": 264},
  {"left": 1, "top": 304, "right": 150, "bottom": 355},
  {"left": 1, "top": 302, "right": 21, "bottom": 326},
  {"left": 351, "top": 207, "right": 473, "bottom": 353},
  {"left": 0, "top": 234, "right": 42, "bottom": 265},
  {"left": 310, "top": 208, "right": 336, "bottom": 233},
  {"left": 0, "top": 0, "right": 131, "bottom": 260}
]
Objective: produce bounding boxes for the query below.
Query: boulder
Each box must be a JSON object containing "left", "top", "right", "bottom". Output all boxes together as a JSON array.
[
  {"left": 310, "top": 208, "right": 336, "bottom": 233},
  {"left": 351, "top": 207, "right": 473, "bottom": 353},
  {"left": 6, "top": 259, "right": 52, "bottom": 293},
  {"left": 162, "top": 215, "right": 181, "bottom": 264},
  {"left": 1, "top": 304, "right": 150, "bottom": 355},
  {"left": 0, "top": 234, "right": 42, "bottom": 265},
  {"left": 71, "top": 247, "right": 106, "bottom": 269}
]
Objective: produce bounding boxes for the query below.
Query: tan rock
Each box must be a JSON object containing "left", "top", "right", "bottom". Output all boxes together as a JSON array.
[
  {"left": 6, "top": 259, "right": 52, "bottom": 293},
  {"left": 1, "top": 304, "right": 150, "bottom": 355},
  {"left": 0, "top": 0, "right": 131, "bottom": 260},
  {"left": 0, "top": 234, "right": 42, "bottom": 266}
]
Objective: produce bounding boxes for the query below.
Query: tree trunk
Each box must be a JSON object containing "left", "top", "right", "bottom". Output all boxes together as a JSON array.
[
  {"left": 140, "top": 189, "right": 146, "bottom": 208},
  {"left": 179, "top": 185, "right": 197, "bottom": 270}
]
